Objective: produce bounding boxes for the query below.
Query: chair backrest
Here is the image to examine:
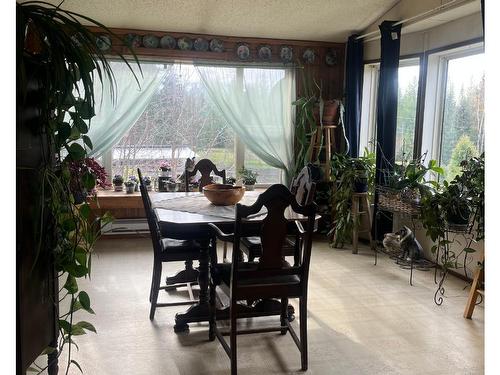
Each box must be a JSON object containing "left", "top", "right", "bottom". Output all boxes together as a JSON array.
[
  {"left": 138, "top": 168, "right": 163, "bottom": 255},
  {"left": 290, "top": 165, "right": 316, "bottom": 206},
  {"left": 231, "top": 184, "right": 316, "bottom": 287},
  {"left": 184, "top": 158, "right": 226, "bottom": 192}
]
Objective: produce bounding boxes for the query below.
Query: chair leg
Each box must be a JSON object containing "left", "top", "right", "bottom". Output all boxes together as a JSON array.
[
  {"left": 149, "top": 259, "right": 157, "bottom": 302},
  {"left": 299, "top": 297, "right": 308, "bottom": 371},
  {"left": 280, "top": 298, "right": 289, "bottom": 335},
  {"left": 149, "top": 262, "right": 162, "bottom": 320},
  {"left": 208, "top": 280, "right": 216, "bottom": 341},
  {"left": 230, "top": 303, "right": 237, "bottom": 375}
]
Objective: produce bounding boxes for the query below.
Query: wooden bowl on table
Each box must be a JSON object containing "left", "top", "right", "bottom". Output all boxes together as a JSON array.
[{"left": 202, "top": 184, "right": 245, "bottom": 206}]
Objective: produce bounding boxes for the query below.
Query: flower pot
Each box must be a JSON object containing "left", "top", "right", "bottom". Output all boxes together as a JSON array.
[
  {"left": 125, "top": 185, "right": 135, "bottom": 194},
  {"left": 167, "top": 182, "right": 177, "bottom": 192},
  {"left": 353, "top": 179, "right": 368, "bottom": 193},
  {"left": 134, "top": 183, "right": 139, "bottom": 192},
  {"left": 114, "top": 184, "right": 123, "bottom": 192},
  {"left": 160, "top": 169, "right": 171, "bottom": 177},
  {"left": 245, "top": 184, "right": 255, "bottom": 191},
  {"left": 146, "top": 184, "right": 152, "bottom": 191},
  {"left": 322, "top": 100, "right": 339, "bottom": 124}
]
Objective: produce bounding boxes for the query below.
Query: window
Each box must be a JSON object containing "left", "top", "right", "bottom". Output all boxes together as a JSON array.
[
  {"left": 440, "top": 53, "right": 484, "bottom": 180},
  {"left": 359, "top": 58, "right": 420, "bottom": 160},
  {"left": 421, "top": 42, "right": 484, "bottom": 180},
  {"left": 104, "top": 62, "right": 284, "bottom": 185}
]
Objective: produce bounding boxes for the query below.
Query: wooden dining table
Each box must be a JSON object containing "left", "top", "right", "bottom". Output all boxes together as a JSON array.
[{"left": 151, "top": 190, "right": 318, "bottom": 332}]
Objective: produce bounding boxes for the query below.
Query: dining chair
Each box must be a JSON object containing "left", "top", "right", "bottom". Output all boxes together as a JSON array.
[
  {"left": 184, "top": 158, "right": 226, "bottom": 192},
  {"left": 138, "top": 168, "right": 202, "bottom": 320},
  {"left": 238, "top": 166, "right": 316, "bottom": 265},
  {"left": 207, "top": 184, "right": 317, "bottom": 374}
]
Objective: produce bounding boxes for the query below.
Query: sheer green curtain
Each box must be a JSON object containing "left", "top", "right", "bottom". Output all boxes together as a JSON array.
[
  {"left": 86, "top": 61, "right": 169, "bottom": 158},
  {"left": 195, "top": 65, "right": 295, "bottom": 184}
]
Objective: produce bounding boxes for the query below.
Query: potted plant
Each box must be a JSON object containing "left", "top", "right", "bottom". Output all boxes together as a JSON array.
[
  {"left": 124, "top": 180, "right": 136, "bottom": 194},
  {"left": 113, "top": 175, "right": 124, "bottom": 192},
  {"left": 129, "top": 175, "right": 139, "bottom": 191},
  {"left": 69, "top": 157, "right": 110, "bottom": 203},
  {"left": 226, "top": 176, "right": 237, "bottom": 185},
  {"left": 238, "top": 167, "right": 258, "bottom": 191},
  {"left": 159, "top": 161, "right": 172, "bottom": 177},
  {"left": 143, "top": 176, "right": 152, "bottom": 191}
]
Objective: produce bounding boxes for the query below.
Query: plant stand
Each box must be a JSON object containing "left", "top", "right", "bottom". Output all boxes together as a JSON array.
[
  {"left": 374, "top": 187, "right": 435, "bottom": 286},
  {"left": 463, "top": 255, "right": 484, "bottom": 319},
  {"left": 351, "top": 192, "right": 374, "bottom": 254}
]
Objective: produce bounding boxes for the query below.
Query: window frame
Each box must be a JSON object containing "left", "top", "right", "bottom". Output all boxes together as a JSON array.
[
  {"left": 420, "top": 41, "right": 484, "bottom": 166},
  {"left": 359, "top": 56, "right": 422, "bottom": 158}
]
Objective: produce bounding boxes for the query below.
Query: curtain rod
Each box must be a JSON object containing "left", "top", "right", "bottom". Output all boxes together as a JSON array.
[{"left": 355, "top": 0, "right": 477, "bottom": 41}]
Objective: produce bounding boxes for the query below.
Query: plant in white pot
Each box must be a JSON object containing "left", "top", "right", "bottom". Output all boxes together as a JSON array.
[
  {"left": 238, "top": 167, "right": 258, "bottom": 191},
  {"left": 113, "top": 174, "right": 124, "bottom": 192},
  {"left": 124, "top": 180, "right": 135, "bottom": 194}
]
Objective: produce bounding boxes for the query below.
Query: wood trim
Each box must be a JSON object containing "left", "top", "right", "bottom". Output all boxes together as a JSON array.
[{"left": 87, "top": 26, "right": 346, "bottom": 100}]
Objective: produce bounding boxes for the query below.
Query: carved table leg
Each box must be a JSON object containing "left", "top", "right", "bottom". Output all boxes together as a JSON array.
[
  {"left": 166, "top": 259, "right": 199, "bottom": 287},
  {"left": 174, "top": 240, "right": 210, "bottom": 332}
]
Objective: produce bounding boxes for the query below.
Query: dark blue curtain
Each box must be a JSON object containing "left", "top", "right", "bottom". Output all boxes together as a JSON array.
[
  {"left": 481, "top": 0, "right": 485, "bottom": 35},
  {"left": 344, "top": 35, "right": 364, "bottom": 157},
  {"left": 373, "top": 20, "right": 402, "bottom": 240}
]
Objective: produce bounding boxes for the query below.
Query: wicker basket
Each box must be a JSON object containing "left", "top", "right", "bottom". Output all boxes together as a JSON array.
[{"left": 376, "top": 186, "right": 421, "bottom": 216}]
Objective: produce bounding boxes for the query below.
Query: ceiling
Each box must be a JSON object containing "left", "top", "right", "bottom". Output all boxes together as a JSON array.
[{"left": 41, "top": 0, "right": 401, "bottom": 42}]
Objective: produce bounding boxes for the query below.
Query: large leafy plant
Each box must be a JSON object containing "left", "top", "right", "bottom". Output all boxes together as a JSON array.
[{"left": 18, "top": 1, "right": 139, "bottom": 373}]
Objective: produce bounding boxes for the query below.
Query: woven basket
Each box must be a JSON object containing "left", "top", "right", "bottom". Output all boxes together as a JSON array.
[{"left": 377, "top": 186, "right": 421, "bottom": 216}]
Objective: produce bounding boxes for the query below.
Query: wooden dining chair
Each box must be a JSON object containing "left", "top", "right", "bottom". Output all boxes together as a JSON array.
[
  {"left": 138, "top": 169, "right": 202, "bottom": 320},
  {"left": 208, "top": 184, "right": 317, "bottom": 374},
  {"left": 238, "top": 166, "right": 316, "bottom": 265},
  {"left": 184, "top": 158, "right": 226, "bottom": 192}
]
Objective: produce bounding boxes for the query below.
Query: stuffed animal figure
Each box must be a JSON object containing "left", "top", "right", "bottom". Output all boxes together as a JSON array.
[{"left": 396, "top": 226, "right": 423, "bottom": 260}]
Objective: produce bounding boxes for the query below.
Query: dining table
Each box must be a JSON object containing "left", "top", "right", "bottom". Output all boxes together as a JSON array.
[{"left": 151, "top": 189, "right": 318, "bottom": 332}]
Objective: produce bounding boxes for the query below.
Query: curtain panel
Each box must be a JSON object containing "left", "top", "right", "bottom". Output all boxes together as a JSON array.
[
  {"left": 344, "top": 34, "right": 364, "bottom": 157},
  {"left": 195, "top": 65, "right": 296, "bottom": 185},
  {"left": 373, "top": 20, "right": 402, "bottom": 240},
  {"left": 85, "top": 61, "right": 169, "bottom": 158}
]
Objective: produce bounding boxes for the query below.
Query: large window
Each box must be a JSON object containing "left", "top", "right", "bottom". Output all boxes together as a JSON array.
[
  {"left": 359, "top": 58, "right": 420, "bottom": 160},
  {"left": 421, "top": 42, "right": 484, "bottom": 180},
  {"left": 105, "top": 62, "right": 283, "bottom": 185}
]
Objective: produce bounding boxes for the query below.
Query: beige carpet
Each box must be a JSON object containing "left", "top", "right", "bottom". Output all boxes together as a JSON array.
[{"left": 51, "top": 236, "right": 483, "bottom": 375}]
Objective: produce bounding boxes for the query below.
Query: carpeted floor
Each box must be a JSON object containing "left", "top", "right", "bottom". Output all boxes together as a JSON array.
[{"left": 53, "top": 236, "right": 483, "bottom": 374}]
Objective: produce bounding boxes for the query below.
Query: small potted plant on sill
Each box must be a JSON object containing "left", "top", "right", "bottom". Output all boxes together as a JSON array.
[
  {"left": 69, "top": 157, "right": 111, "bottom": 203},
  {"left": 159, "top": 161, "right": 172, "bottom": 177},
  {"left": 238, "top": 167, "right": 258, "bottom": 191},
  {"left": 113, "top": 174, "right": 124, "bottom": 192},
  {"left": 129, "top": 175, "right": 139, "bottom": 191},
  {"left": 143, "top": 176, "right": 152, "bottom": 191},
  {"left": 226, "top": 176, "right": 237, "bottom": 185},
  {"left": 124, "top": 180, "right": 135, "bottom": 194}
]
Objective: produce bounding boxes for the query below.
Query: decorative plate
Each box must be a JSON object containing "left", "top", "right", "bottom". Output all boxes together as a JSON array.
[
  {"left": 194, "top": 38, "right": 209, "bottom": 51},
  {"left": 236, "top": 43, "right": 251, "bottom": 60},
  {"left": 142, "top": 34, "right": 159, "bottom": 48},
  {"left": 95, "top": 34, "right": 112, "bottom": 51},
  {"left": 258, "top": 45, "right": 272, "bottom": 61},
  {"left": 160, "top": 35, "right": 176, "bottom": 49},
  {"left": 280, "top": 46, "right": 293, "bottom": 63},
  {"left": 325, "top": 50, "right": 338, "bottom": 66},
  {"left": 302, "top": 49, "right": 315, "bottom": 64},
  {"left": 209, "top": 39, "right": 224, "bottom": 52},
  {"left": 124, "top": 33, "right": 141, "bottom": 48},
  {"left": 177, "top": 37, "right": 193, "bottom": 50}
]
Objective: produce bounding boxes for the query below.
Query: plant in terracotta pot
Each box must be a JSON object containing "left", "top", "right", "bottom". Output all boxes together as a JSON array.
[
  {"left": 238, "top": 167, "right": 258, "bottom": 191},
  {"left": 113, "top": 174, "right": 124, "bottom": 192}
]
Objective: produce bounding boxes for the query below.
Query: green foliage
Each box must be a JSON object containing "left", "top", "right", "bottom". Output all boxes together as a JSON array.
[
  {"left": 327, "top": 148, "right": 375, "bottom": 248},
  {"left": 445, "top": 135, "right": 479, "bottom": 181},
  {"left": 18, "top": 2, "right": 137, "bottom": 374},
  {"left": 238, "top": 166, "right": 258, "bottom": 185}
]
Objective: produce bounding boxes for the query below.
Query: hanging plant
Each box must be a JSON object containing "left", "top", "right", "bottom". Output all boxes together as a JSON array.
[{"left": 18, "top": 1, "right": 140, "bottom": 373}]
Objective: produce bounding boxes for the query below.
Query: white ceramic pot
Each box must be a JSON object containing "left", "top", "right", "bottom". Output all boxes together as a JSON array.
[
  {"left": 245, "top": 184, "right": 255, "bottom": 191},
  {"left": 114, "top": 184, "right": 123, "bottom": 192}
]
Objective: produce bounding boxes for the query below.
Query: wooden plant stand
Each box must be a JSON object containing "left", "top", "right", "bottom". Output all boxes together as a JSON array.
[{"left": 464, "top": 255, "right": 484, "bottom": 319}]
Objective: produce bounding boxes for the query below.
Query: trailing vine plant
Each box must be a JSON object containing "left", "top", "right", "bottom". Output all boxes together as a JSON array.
[{"left": 18, "top": 1, "right": 139, "bottom": 373}]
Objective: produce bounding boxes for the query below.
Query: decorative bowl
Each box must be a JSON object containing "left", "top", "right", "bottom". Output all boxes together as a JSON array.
[
  {"left": 203, "top": 184, "right": 245, "bottom": 206},
  {"left": 280, "top": 45, "right": 293, "bottom": 63},
  {"left": 302, "top": 48, "right": 315, "bottom": 64},
  {"left": 210, "top": 38, "right": 224, "bottom": 52},
  {"left": 142, "top": 34, "right": 159, "bottom": 48},
  {"left": 258, "top": 45, "right": 272, "bottom": 61},
  {"left": 236, "top": 43, "right": 251, "bottom": 60},
  {"left": 160, "top": 35, "right": 177, "bottom": 49},
  {"left": 194, "top": 37, "right": 209, "bottom": 51},
  {"left": 177, "top": 37, "right": 193, "bottom": 50},
  {"left": 95, "top": 34, "right": 112, "bottom": 51}
]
